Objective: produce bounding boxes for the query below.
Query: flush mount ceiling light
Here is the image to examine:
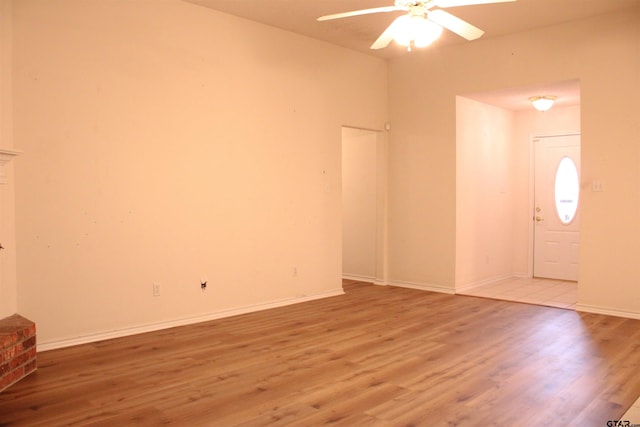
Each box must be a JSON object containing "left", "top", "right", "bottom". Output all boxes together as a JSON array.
[{"left": 529, "top": 95, "right": 557, "bottom": 112}]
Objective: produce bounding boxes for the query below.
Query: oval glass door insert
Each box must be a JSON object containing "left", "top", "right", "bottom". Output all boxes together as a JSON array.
[{"left": 554, "top": 156, "right": 579, "bottom": 224}]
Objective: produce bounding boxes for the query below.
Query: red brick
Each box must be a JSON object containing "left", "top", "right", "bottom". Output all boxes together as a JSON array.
[
  {"left": 0, "top": 314, "right": 35, "bottom": 332},
  {"left": 0, "top": 367, "right": 23, "bottom": 391},
  {"left": 26, "top": 347, "right": 36, "bottom": 359},
  {"left": 0, "top": 314, "right": 37, "bottom": 392},
  {"left": 1, "top": 375, "right": 9, "bottom": 390},
  {"left": 24, "top": 329, "right": 36, "bottom": 341},
  {"left": 1, "top": 345, "right": 17, "bottom": 361},
  {"left": 24, "top": 360, "right": 37, "bottom": 375},
  {"left": 8, "top": 366, "right": 24, "bottom": 383},
  {"left": 0, "top": 334, "right": 15, "bottom": 349},
  {"left": 22, "top": 336, "right": 36, "bottom": 350},
  {"left": 9, "top": 352, "right": 29, "bottom": 370}
]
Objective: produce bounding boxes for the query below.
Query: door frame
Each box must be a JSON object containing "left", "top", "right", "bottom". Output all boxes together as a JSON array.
[{"left": 527, "top": 131, "right": 581, "bottom": 278}]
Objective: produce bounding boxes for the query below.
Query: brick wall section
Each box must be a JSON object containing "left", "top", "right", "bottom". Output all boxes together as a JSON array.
[{"left": 0, "top": 314, "right": 37, "bottom": 392}]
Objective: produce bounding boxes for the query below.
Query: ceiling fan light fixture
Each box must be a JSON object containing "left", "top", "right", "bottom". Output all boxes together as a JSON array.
[
  {"left": 393, "top": 15, "right": 443, "bottom": 48},
  {"left": 529, "top": 95, "right": 557, "bottom": 112}
]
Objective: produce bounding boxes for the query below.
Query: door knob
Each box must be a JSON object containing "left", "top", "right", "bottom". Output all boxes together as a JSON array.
[{"left": 535, "top": 216, "right": 544, "bottom": 222}]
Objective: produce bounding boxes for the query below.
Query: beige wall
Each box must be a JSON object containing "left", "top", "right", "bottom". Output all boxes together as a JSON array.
[
  {"left": 387, "top": 57, "right": 457, "bottom": 292},
  {"left": 455, "top": 97, "right": 515, "bottom": 289},
  {"left": 7, "top": 1, "right": 640, "bottom": 346},
  {"left": 11, "top": 0, "right": 387, "bottom": 346},
  {"left": 389, "top": 6, "right": 640, "bottom": 316},
  {"left": 0, "top": 0, "right": 18, "bottom": 319}
]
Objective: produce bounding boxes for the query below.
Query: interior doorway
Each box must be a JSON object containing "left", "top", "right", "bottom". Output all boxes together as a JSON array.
[
  {"left": 454, "top": 80, "right": 580, "bottom": 309},
  {"left": 341, "top": 126, "right": 386, "bottom": 285}
]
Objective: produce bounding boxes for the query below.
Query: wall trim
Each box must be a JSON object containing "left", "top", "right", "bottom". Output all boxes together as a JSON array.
[
  {"left": 575, "top": 303, "right": 640, "bottom": 320},
  {"left": 37, "top": 288, "right": 345, "bottom": 352},
  {"left": 342, "top": 273, "right": 376, "bottom": 283},
  {"left": 342, "top": 274, "right": 387, "bottom": 287},
  {"left": 388, "top": 279, "right": 455, "bottom": 295}
]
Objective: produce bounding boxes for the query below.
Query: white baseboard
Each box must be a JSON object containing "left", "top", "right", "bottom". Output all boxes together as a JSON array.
[
  {"left": 455, "top": 273, "right": 515, "bottom": 293},
  {"left": 388, "top": 279, "right": 455, "bottom": 295},
  {"left": 342, "top": 274, "right": 388, "bottom": 286},
  {"left": 342, "top": 273, "right": 377, "bottom": 283},
  {"left": 512, "top": 272, "right": 530, "bottom": 279},
  {"left": 37, "top": 288, "right": 345, "bottom": 352},
  {"left": 575, "top": 303, "right": 640, "bottom": 320}
]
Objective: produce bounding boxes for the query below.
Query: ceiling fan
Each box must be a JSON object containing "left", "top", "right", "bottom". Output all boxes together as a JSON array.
[{"left": 317, "top": 0, "right": 517, "bottom": 51}]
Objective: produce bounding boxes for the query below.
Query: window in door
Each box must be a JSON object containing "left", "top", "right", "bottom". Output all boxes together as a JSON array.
[{"left": 554, "top": 156, "right": 579, "bottom": 224}]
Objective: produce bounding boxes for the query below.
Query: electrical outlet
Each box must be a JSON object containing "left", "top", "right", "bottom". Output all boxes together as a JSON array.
[{"left": 153, "top": 282, "right": 161, "bottom": 297}]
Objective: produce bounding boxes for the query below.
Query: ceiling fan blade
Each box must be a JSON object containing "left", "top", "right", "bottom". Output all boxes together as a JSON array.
[
  {"left": 317, "top": 6, "right": 403, "bottom": 22},
  {"left": 370, "top": 17, "right": 403, "bottom": 50},
  {"left": 434, "top": 0, "right": 516, "bottom": 7},
  {"left": 427, "top": 9, "right": 484, "bottom": 40}
]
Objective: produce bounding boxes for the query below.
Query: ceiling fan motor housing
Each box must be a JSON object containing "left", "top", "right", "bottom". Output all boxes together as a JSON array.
[{"left": 395, "top": 0, "right": 434, "bottom": 8}]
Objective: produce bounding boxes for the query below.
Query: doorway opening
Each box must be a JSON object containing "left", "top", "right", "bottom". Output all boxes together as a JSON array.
[
  {"left": 341, "top": 126, "right": 387, "bottom": 286},
  {"left": 454, "top": 80, "right": 580, "bottom": 309}
]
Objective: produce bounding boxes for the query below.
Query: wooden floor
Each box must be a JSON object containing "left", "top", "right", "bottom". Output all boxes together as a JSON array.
[{"left": 1, "top": 280, "right": 639, "bottom": 426}]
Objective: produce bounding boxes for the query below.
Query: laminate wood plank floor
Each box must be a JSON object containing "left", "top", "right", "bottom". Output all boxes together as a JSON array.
[{"left": 1, "top": 280, "right": 639, "bottom": 426}]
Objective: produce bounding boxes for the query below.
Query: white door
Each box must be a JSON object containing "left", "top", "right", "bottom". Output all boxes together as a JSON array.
[{"left": 533, "top": 134, "right": 580, "bottom": 281}]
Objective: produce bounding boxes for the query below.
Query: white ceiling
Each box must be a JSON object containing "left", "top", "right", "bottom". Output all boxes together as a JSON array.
[
  {"left": 181, "top": 0, "right": 637, "bottom": 110},
  {"left": 183, "top": 0, "right": 638, "bottom": 58},
  {"left": 462, "top": 79, "right": 581, "bottom": 111}
]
